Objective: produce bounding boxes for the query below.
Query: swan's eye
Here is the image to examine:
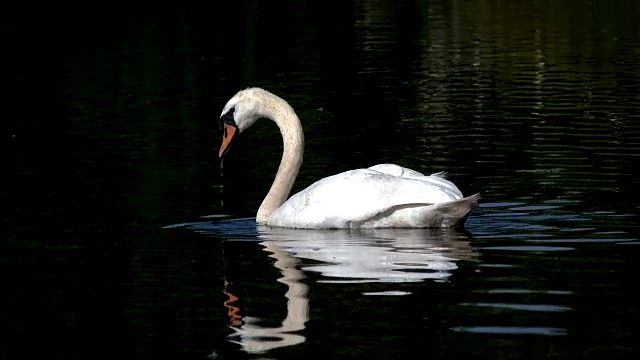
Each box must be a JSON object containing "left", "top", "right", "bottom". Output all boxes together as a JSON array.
[{"left": 220, "top": 107, "right": 236, "bottom": 130}]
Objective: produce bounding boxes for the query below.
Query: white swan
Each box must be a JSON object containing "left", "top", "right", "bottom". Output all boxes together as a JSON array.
[{"left": 219, "top": 87, "right": 479, "bottom": 229}]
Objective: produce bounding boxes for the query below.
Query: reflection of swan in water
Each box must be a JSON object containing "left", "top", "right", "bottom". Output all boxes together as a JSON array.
[
  {"left": 169, "top": 218, "right": 477, "bottom": 354},
  {"left": 224, "top": 238, "right": 309, "bottom": 354},
  {"left": 260, "top": 226, "right": 477, "bottom": 284}
]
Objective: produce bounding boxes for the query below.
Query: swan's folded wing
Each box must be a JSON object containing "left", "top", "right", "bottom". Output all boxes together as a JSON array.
[
  {"left": 367, "top": 163, "right": 425, "bottom": 177},
  {"left": 352, "top": 193, "right": 480, "bottom": 228}
]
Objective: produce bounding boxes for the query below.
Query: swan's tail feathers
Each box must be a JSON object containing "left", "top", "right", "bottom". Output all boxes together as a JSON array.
[
  {"left": 466, "top": 193, "right": 481, "bottom": 209},
  {"left": 434, "top": 193, "right": 480, "bottom": 227}
]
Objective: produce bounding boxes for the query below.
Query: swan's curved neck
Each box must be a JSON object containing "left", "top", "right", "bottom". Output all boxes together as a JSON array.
[{"left": 256, "top": 95, "right": 304, "bottom": 224}]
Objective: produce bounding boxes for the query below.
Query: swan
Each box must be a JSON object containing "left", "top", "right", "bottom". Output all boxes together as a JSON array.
[{"left": 218, "top": 87, "right": 479, "bottom": 229}]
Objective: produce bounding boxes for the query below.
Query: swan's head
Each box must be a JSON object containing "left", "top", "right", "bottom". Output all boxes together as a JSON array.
[{"left": 219, "top": 88, "right": 272, "bottom": 157}]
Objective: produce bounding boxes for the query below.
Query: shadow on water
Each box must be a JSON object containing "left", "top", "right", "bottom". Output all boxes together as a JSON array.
[{"left": 167, "top": 218, "right": 480, "bottom": 355}]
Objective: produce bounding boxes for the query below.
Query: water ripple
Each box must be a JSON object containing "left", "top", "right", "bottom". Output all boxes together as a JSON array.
[
  {"left": 452, "top": 326, "right": 569, "bottom": 336},
  {"left": 462, "top": 302, "right": 572, "bottom": 312}
]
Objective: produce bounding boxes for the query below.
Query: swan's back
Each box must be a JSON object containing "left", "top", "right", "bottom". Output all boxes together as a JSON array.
[{"left": 267, "top": 164, "right": 477, "bottom": 229}]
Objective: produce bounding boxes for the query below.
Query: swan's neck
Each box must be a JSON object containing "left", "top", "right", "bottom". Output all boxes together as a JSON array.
[{"left": 256, "top": 97, "right": 304, "bottom": 224}]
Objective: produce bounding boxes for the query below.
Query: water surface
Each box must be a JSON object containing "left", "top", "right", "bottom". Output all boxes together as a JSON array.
[{"left": 3, "top": 1, "right": 640, "bottom": 359}]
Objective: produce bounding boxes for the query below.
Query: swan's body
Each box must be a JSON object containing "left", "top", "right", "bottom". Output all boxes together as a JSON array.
[{"left": 219, "top": 87, "right": 479, "bottom": 229}]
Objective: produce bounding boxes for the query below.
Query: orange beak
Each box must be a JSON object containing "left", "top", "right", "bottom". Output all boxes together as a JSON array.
[{"left": 219, "top": 123, "right": 238, "bottom": 157}]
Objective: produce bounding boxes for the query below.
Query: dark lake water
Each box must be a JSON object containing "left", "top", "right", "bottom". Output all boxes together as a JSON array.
[{"left": 3, "top": 1, "right": 640, "bottom": 359}]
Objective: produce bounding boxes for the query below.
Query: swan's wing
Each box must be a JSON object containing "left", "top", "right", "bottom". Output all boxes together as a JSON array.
[
  {"left": 367, "top": 163, "right": 426, "bottom": 177},
  {"left": 368, "top": 163, "right": 460, "bottom": 195},
  {"left": 369, "top": 163, "right": 454, "bottom": 181},
  {"left": 269, "top": 168, "right": 466, "bottom": 228}
]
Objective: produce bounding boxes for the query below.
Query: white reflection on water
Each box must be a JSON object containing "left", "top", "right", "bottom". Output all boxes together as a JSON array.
[
  {"left": 259, "top": 226, "right": 478, "bottom": 284},
  {"left": 173, "top": 218, "right": 479, "bottom": 354}
]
